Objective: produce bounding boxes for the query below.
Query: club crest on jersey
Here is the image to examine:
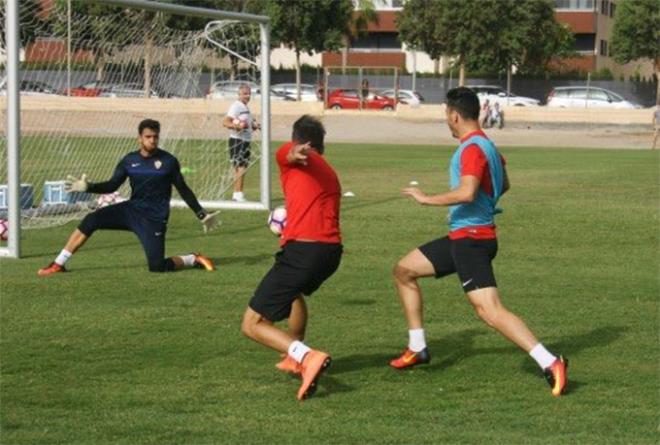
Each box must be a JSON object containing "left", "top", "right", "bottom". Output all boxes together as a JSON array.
[{"left": 154, "top": 160, "right": 162, "bottom": 170}]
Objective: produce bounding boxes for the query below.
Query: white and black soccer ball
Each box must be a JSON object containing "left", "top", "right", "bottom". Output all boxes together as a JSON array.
[
  {"left": 96, "top": 192, "right": 126, "bottom": 209},
  {"left": 267, "top": 206, "right": 287, "bottom": 236},
  {"left": 0, "top": 219, "right": 8, "bottom": 242}
]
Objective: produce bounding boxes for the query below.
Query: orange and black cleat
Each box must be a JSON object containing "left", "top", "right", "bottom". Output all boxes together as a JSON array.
[
  {"left": 276, "top": 355, "right": 302, "bottom": 375},
  {"left": 297, "top": 350, "right": 331, "bottom": 401},
  {"left": 544, "top": 356, "right": 569, "bottom": 397},
  {"left": 37, "top": 262, "right": 67, "bottom": 277},
  {"left": 389, "top": 348, "right": 431, "bottom": 370},
  {"left": 193, "top": 253, "right": 216, "bottom": 271}
]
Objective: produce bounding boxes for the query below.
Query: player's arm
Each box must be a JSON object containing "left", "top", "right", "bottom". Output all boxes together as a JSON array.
[
  {"left": 285, "top": 142, "right": 312, "bottom": 166},
  {"left": 223, "top": 115, "right": 242, "bottom": 131},
  {"left": 172, "top": 160, "right": 218, "bottom": 232},
  {"left": 67, "top": 161, "right": 127, "bottom": 194},
  {"left": 402, "top": 175, "right": 480, "bottom": 206}
]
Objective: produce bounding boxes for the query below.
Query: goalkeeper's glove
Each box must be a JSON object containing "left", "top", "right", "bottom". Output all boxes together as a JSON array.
[
  {"left": 65, "top": 174, "right": 88, "bottom": 192},
  {"left": 198, "top": 210, "right": 220, "bottom": 234}
]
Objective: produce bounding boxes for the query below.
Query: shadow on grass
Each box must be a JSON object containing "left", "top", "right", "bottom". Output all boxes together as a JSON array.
[
  {"left": 341, "top": 298, "right": 377, "bottom": 306},
  {"left": 331, "top": 328, "right": 486, "bottom": 376},
  {"left": 219, "top": 253, "right": 273, "bottom": 266},
  {"left": 517, "top": 325, "right": 629, "bottom": 395},
  {"left": 341, "top": 196, "right": 401, "bottom": 213},
  {"left": 310, "top": 374, "right": 356, "bottom": 399}
]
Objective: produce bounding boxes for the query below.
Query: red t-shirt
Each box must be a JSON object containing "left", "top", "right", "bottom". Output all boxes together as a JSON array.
[
  {"left": 448, "top": 130, "right": 505, "bottom": 241},
  {"left": 276, "top": 142, "right": 342, "bottom": 246}
]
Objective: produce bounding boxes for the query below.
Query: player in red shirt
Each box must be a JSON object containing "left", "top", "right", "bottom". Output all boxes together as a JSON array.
[
  {"left": 241, "top": 115, "right": 342, "bottom": 401},
  {"left": 390, "top": 87, "right": 567, "bottom": 397}
]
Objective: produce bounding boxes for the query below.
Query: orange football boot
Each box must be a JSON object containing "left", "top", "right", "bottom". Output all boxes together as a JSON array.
[
  {"left": 37, "top": 262, "right": 67, "bottom": 277},
  {"left": 193, "top": 253, "right": 216, "bottom": 271},
  {"left": 276, "top": 355, "right": 302, "bottom": 375},
  {"left": 297, "top": 350, "right": 331, "bottom": 401},
  {"left": 389, "top": 348, "right": 431, "bottom": 369},
  {"left": 544, "top": 356, "right": 569, "bottom": 397}
]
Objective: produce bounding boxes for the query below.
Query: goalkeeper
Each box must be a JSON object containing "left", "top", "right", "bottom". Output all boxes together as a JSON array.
[{"left": 38, "top": 119, "right": 218, "bottom": 276}]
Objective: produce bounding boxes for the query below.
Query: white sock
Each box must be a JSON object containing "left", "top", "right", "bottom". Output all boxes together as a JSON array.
[
  {"left": 288, "top": 340, "right": 311, "bottom": 364},
  {"left": 408, "top": 328, "right": 427, "bottom": 352},
  {"left": 529, "top": 343, "right": 557, "bottom": 369},
  {"left": 54, "top": 249, "right": 72, "bottom": 266},
  {"left": 179, "top": 254, "right": 196, "bottom": 267},
  {"left": 232, "top": 191, "right": 244, "bottom": 199}
]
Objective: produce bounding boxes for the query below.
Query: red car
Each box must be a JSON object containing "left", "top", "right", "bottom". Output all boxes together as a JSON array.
[
  {"left": 61, "top": 81, "right": 115, "bottom": 97},
  {"left": 326, "top": 89, "right": 396, "bottom": 110}
]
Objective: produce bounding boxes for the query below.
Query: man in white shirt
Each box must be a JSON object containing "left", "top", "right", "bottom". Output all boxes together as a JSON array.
[{"left": 223, "top": 83, "right": 260, "bottom": 202}]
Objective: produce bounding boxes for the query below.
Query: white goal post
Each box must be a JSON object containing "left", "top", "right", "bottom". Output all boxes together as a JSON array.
[{"left": 1, "top": 0, "right": 271, "bottom": 258}]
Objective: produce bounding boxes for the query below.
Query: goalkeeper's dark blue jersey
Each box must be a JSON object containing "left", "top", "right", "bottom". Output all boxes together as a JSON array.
[{"left": 87, "top": 148, "right": 203, "bottom": 223}]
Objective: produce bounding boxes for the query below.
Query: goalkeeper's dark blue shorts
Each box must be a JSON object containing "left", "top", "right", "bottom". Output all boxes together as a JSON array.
[{"left": 78, "top": 201, "right": 175, "bottom": 272}]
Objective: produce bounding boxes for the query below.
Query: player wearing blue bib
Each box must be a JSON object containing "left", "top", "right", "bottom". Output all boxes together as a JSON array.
[
  {"left": 390, "top": 87, "right": 568, "bottom": 397},
  {"left": 38, "top": 119, "right": 218, "bottom": 276}
]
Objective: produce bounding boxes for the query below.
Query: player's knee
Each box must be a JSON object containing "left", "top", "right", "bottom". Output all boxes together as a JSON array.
[
  {"left": 77, "top": 213, "right": 98, "bottom": 236},
  {"left": 393, "top": 262, "right": 415, "bottom": 283},
  {"left": 241, "top": 313, "right": 256, "bottom": 338},
  {"left": 474, "top": 302, "right": 502, "bottom": 328}
]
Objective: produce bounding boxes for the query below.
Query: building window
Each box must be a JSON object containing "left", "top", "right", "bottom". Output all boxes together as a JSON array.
[
  {"left": 609, "top": 2, "right": 616, "bottom": 17},
  {"left": 599, "top": 39, "right": 608, "bottom": 56},
  {"left": 574, "top": 33, "right": 596, "bottom": 52},
  {"left": 555, "top": 0, "right": 594, "bottom": 9},
  {"left": 600, "top": 0, "right": 609, "bottom": 14},
  {"left": 351, "top": 32, "right": 402, "bottom": 51}
]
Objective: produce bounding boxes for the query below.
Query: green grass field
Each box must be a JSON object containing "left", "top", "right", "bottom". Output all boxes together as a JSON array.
[{"left": 1, "top": 143, "right": 658, "bottom": 444}]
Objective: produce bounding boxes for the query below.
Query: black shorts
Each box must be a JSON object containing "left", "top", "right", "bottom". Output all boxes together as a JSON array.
[
  {"left": 78, "top": 201, "right": 175, "bottom": 272},
  {"left": 228, "top": 137, "right": 251, "bottom": 168},
  {"left": 418, "top": 236, "right": 498, "bottom": 292},
  {"left": 249, "top": 241, "right": 343, "bottom": 322}
]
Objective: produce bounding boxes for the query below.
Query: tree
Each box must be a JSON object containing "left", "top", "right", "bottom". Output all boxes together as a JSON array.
[
  {"left": 610, "top": 0, "right": 660, "bottom": 102},
  {"left": 397, "top": 0, "right": 475, "bottom": 85},
  {"left": 52, "top": 1, "right": 130, "bottom": 83},
  {"left": 265, "top": 0, "right": 354, "bottom": 100},
  {"left": 397, "top": 0, "right": 574, "bottom": 86}
]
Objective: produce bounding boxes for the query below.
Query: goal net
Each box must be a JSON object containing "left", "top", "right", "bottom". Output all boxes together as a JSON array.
[{"left": 0, "top": 0, "right": 270, "bottom": 234}]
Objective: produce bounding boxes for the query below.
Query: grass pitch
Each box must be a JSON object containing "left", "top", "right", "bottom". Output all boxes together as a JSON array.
[{"left": 1, "top": 142, "right": 658, "bottom": 444}]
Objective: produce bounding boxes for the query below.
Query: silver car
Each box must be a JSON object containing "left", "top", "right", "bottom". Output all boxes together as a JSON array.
[
  {"left": 469, "top": 85, "right": 540, "bottom": 107},
  {"left": 271, "top": 83, "right": 320, "bottom": 101},
  {"left": 546, "top": 86, "right": 640, "bottom": 109}
]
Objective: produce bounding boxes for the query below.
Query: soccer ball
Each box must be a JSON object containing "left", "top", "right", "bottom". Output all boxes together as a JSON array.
[
  {"left": 96, "top": 192, "right": 125, "bottom": 209},
  {"left": 267, "top": 206, "right": 287, "bottom": 236},
  {"left": 0, "top": 219, "right": 8, "bottom": 242}
]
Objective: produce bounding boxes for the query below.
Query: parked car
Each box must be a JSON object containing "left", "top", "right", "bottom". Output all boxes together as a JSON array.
[
  {"left": 206, "top": 80, "right": 259, "bottom": 99},
  {"left": 99, "top": 83, "right": 160, "bottom": 98},
  {"left": 326, "top": 89, "right": 396, "bottom": 110},
  {"left": 378, "top": 89, "right": 424, "bottom": 107},
  {"left": 271, "top": 83, "right": 320, "bottom": 101},
  {"left": 469, "top": 85, "right": 540, "bottom": 107},
  {"left": 546, "top": 86, "right": 640, "bottom": 109},
  {"left": 61, "top": 81, "right": 117, "bottom": 97},
  {"left": 206, "top": 80, "right": 292, "bottom": 101},
  {"left": 0, "top": 78, "right": 58, "bottom": 96}
]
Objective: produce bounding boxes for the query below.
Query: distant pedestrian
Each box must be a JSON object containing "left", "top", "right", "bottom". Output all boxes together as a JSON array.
[
  {"left": 653, "top": 104, "right": 660, "bottom": 149},
  {"left": 480, "top": 99, "right": 491, "bottom": 127}
]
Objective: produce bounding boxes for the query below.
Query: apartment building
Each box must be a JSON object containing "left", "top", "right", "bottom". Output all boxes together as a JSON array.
[{"left": 318, "top": 0, "right": 653, "bottom": 78}]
